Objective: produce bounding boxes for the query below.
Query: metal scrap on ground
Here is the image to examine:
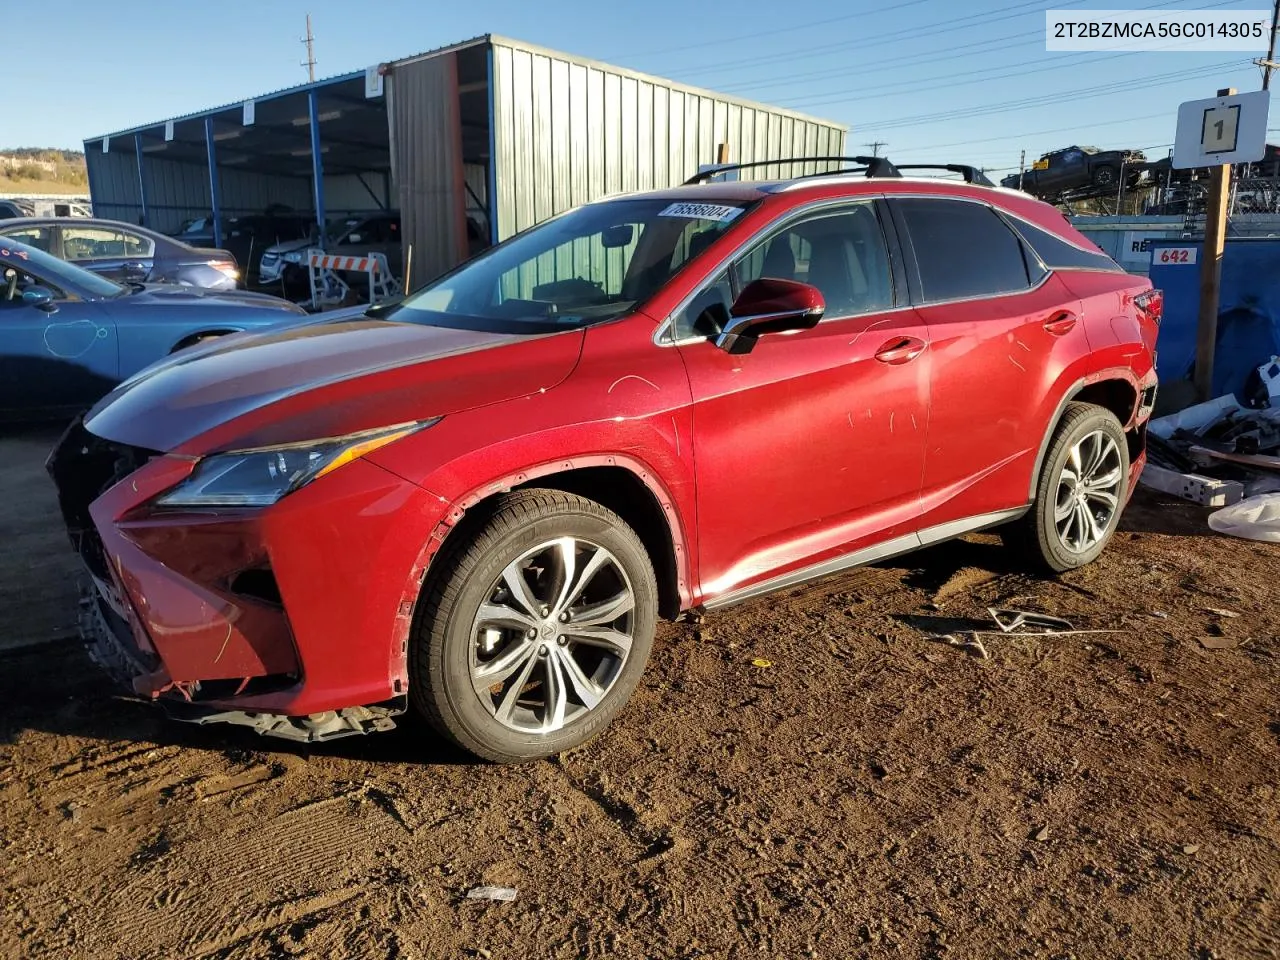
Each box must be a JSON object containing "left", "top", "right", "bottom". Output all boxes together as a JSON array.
[
  {"left": 923, "top": 608, "right": 1127, "bottom": 658},
  {"left": 1144, "top": 396, "right": 1280, "bottom": 512}
]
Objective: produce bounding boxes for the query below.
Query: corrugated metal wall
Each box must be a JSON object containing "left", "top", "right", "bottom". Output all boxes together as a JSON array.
[
  {"left": 387, "top": 53, "right": 468, "bottom": 288},
  {"left": 489, "top": 39, "right": 847, "bottom": 242},
  {"left": 85, "top": 150, "right": 312, "bottom": 233}
]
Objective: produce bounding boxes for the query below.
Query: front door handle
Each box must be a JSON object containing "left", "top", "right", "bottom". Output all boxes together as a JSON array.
[
  {"left": 1043, "top": 310, "right": 1078, "bottom": 336},
  {"left": 874, "top": 335, "right": 927, "bottom": 365}
]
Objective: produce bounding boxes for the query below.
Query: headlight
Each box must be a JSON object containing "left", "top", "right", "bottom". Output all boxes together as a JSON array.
[
  {"left": 156, "top": 421, "right": 433, "bottom": 508},
  {"left": 283, "top": 251, "right": 303, "bottom": 264}
]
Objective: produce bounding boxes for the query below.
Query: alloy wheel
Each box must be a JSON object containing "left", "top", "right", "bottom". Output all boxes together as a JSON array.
[
  {"left": 1054, "top": 430, "right": 1123, "bottom": 553},
  {"left": 469, "top": 537, "right": 636, "bottom": 734}
]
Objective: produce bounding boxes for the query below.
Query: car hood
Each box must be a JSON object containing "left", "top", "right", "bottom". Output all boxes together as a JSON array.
[
  {"left": 119, "top": 283, "right": 304, "bottom": 311},
  {"left": 85, "top": 314, "right": 585, "bottom": 455}
]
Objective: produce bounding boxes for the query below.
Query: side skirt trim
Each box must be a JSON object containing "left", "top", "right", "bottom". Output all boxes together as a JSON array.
[{"left": 701, "top": 507, "right": 1028, "bottom": 611}]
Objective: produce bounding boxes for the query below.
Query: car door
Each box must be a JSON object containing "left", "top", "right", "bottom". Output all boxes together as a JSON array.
[
  {"left": 60, "top": 224, "right": 134, "bottom": 281},
  {"left": 674, "top": 200, "right": 931, "bottom": 602},
  {"left": 0, "top": 263, "right": 120, "bottom": 418},
  {"left": 888, "top": 196, "right": 1084, "bottom": 527}
]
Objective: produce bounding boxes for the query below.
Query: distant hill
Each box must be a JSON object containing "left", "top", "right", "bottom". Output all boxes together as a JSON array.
[{"left": 0, "top": 148, "right": 88, "bottom": 195}]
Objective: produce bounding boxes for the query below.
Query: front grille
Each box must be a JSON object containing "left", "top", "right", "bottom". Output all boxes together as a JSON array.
[{"left": 47, "top": 419, "right": 157, "bottom": 580}]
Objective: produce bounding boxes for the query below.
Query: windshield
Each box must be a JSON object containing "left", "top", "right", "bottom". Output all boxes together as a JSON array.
[
  {"left": 0, "top": 237, "right": 125, "bottom": 299},
  {"left": 393, "top": 197, "right": 755, "bottom": 332}
]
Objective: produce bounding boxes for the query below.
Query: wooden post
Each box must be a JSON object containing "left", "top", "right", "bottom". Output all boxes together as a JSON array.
[
  {"left": 1194, "top": 86, "right": 1237, "bottom": 402},
  {"left": 716, "top": 143, "right": 729, "bottom": 165}
]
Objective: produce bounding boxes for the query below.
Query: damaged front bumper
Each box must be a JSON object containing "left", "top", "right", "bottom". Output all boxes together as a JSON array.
[
  {"left": 78, "top": 583, "right": 404, "bottom": 742},
  {"left": 51, "top": 418, "right": 446, "bottom": 744}
]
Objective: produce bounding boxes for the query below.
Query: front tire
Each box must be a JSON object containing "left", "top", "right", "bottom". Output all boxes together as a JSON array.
[
  {"left": 410, "top": 490, "right": 657, "bottom": 763},
  {"left": 1003, "top": 403, "right": 1129, "bottom": 573}
]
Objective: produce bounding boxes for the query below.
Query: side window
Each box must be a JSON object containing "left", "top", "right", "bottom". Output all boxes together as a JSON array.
[
  {"left": 669, "top": 203, "right": 895, "bottom": 340},
  {"left": 0, "top": 226, "right": 52, "bottom": 252},
  {"left": 1011, "top": 218, "right": 1122, "bottom": 273},
  {"left": 736, "top": 204, "right": 893, "bottom": 319},
  {"left": 895, "top": 199, "right": 1031, "bottom": 302},
  {"left": 62, "top": 226, "right": 129, "bottom": 260},
  {"left": 121, "top": 231, "right": 155, "bottom": 258},
  {"left": 1, "top": 266, "right": 63, "bottom": 307},
  {"left": 671, "top": 268, "right": 733, "bottom": 341}
]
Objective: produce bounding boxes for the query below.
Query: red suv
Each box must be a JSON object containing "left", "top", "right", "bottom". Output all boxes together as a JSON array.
[{"left": 50, "top": 158, "right": 1161, "bottom": 762}]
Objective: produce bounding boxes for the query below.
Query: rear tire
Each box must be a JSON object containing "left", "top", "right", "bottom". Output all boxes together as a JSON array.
[
  {"left": 409, "top": 490, "right": 657, "bottom": 763},
  {"left": 1092, "top": 165, "right": 1118, "bottom": 187},
  {"left": 1002, "top": 403, "right": 1129, "bottom": 573}
]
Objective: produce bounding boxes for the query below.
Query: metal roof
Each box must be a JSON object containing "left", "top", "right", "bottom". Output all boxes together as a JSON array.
[
  {"left": 87, "top": 32, "right": 845, "bottom": 146},
  {"left": 86, "top": 67, "right": 375, "bottom": 145}
]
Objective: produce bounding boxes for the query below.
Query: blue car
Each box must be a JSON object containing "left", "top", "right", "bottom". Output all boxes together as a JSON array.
[{"left": 0, "top": 237, "right": 308, "bottom": 420}]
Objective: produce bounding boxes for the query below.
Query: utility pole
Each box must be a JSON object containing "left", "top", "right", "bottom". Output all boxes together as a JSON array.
[
  {"left": 1256, "top": 0, "right": 1280, "bottom": 88},
  {"left": 301, "top": 13, "right": 317, "bottom": 82},
  {"left": 1194, "top": 87, "right": 1237, "bottom": 402},
  {"left": 1018, "top": 149, "right": 1026, "bottom": 190},
  {"left": 864, "top": 141, "right": 887, "bottom": 158}
]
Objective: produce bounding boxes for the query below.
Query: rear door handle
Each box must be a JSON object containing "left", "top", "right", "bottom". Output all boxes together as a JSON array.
[
  {"left": 1043, "top": 310, "right": 1078, "bottom": 336},
  {"left": 874, "top": 335, "right": 927, "bottom": 365}
]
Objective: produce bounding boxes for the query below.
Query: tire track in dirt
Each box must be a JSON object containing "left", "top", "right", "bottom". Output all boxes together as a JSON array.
[{"left": 91, "top": 791, "right": 400, "bottom": 958}]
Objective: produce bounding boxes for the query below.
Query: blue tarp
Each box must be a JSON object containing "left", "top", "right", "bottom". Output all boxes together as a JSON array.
[{"left": 1148, "top": 238, "right": 1280, "bottom": 400}]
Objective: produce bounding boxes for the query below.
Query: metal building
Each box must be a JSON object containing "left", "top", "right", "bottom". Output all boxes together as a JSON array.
[{"left": 85, "top": 35, "right": 846, "bottom": 288}]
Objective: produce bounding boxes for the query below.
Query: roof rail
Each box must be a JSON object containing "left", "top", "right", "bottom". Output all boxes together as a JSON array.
[
  {"left": 684, "top": 155, "right": 901, "bottom": 185},
  {"left": 891, "top": 163, "right": 995, "bottom": 187}
]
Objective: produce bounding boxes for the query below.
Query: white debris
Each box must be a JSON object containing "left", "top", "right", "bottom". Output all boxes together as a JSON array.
[
  {"left": 1208, "top": 492, "right": 1280, "bottom": 543},
  {"left": 465, "top": 886, "right": 518, "bottom": 903}
]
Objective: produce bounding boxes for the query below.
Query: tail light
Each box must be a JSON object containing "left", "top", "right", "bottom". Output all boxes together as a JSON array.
[
  {"left": 1134, "top": 288, "right": 1162, "bottom": 324},
  {"left": 207, "top": 259, "right": 241, "bottom": 282}
]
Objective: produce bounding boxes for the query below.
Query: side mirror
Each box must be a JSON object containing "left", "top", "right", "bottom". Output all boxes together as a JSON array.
[
  {"left": 715, "top": 278, "right": 825, "bottom": 354},
  {"left": 22, "top": 286, "right": 57, "bottom": 312}
]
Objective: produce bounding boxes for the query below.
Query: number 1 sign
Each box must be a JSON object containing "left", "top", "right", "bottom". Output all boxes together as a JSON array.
[{"left": 1173, "top": 89, "right": 1269, "bottom": 169}]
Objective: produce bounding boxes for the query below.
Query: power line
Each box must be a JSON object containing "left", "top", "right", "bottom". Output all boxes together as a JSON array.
[
  {"left": 671, "top": 0, "right": 1085, "bottom": 80},
  {"left": 759, "top": 0, "right": 1252, "bottom": 109},
  {"left": 897, "top": 113, "right": 1173, "bottom": 155},
  {"left": 719, "top": 29, "right": 1042, "bottom": 95},
  {"left": 803, "top": 58, "right": 1251, "bottom": 124},
  {"left": 601, "top": 0, "right": 938, "bottom": 62},
  {"left": 716, "top": 0, "right": 1228, "bottom": 97}
]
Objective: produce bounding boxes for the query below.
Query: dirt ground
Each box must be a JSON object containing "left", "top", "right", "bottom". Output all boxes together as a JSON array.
[{"left": 1, "top": 429, "right": 1278, "bottom": 960}]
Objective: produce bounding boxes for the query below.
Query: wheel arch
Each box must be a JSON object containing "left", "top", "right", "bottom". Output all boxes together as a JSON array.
[
  {"left": 412, "top": 456, "right": 693, "bottom": 624},
  {"left": 1028, "top": 371, "right": 1141, "bottom": 500}
]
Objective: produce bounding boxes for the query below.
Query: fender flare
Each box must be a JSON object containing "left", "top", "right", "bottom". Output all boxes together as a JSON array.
[
  {"left": 387, "top": 453, "right": 696, "bottom": 678},
  {"left": 1027, "top": 368, "right": 1143, "bottom": 501}
]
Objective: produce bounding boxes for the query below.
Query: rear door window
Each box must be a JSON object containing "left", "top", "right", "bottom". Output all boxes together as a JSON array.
[
  {"left": 62, "top": 226, "right": 130, "bottom": 260},
  {"left": 894, "top": 198, "right": 1032, "bottom": 302}
]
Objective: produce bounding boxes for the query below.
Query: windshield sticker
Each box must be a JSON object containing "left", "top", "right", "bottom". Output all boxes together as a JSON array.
[{"left": 658, "top": 202, "right": 744, "bottom": 223}]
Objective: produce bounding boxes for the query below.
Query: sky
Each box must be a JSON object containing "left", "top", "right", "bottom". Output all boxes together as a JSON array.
[{"left": 3, "top": 0, "right": 1275, "bottom": 175}]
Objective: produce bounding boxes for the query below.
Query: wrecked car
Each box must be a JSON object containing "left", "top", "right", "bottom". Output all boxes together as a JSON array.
[{"left": 49, "top": 156, "right": 1160, "bottom": 762}]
